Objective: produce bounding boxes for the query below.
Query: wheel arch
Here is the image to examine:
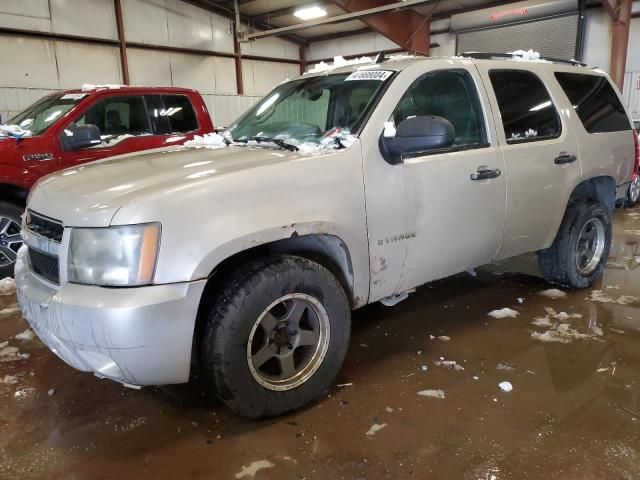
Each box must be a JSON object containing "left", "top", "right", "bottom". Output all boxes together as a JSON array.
[
  {"left": 568, "top": 176, "right": 616, "bottom": 213},
  {"left": 0, "top": 183, "right": 29, "bottom": 207}
]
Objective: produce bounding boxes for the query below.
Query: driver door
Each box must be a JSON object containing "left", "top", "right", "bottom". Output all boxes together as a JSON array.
[{"left": 363, "top": 66, "right": 506, "bottom": 301}]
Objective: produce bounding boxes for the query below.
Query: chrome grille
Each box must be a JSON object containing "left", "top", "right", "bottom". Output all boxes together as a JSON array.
[{"left": 25, "top": 210, "right": 63, "bottom": 243}]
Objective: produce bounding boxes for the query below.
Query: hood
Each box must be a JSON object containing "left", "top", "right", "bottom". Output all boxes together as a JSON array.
[{"left": 28, "top": 145, "right": 340, "bottom": 227}]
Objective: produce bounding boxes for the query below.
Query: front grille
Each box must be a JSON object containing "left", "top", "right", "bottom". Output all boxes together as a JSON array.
[
  {"left": 25, "top": 210, "right": 63, "bottom": 243},
  {"left": 28, "top": 248, "right": 60, "bottom": 284}
]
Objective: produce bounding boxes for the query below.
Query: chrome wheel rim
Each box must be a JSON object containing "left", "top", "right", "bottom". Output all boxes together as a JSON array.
[
  {"left": 0, "top": 216, "right": 22, "bottom": 268},
  {"left": 630, "top": 176, "right": 640, "bottom": 203},
  {"left": 247, "top": 293, "right": 330, "bottom": 391},
  {"left": 575, "top": 217, "right": 606, "bottom": 275}
]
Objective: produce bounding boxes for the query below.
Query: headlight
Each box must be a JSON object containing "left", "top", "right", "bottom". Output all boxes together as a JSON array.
[{"left": 68, "top": 223, "right": 161, "bottom": 286}]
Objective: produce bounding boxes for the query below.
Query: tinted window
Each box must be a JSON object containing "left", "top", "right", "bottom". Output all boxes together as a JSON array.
[
  {"left": 489, "top": 70, "right": 561, "bottom": 144},
  {"left": 555, "top": 72, "right": 631, "bottom": 133},
  {"left": 160, "top": 95, "right": 198, "bottom": 133},
  {"left": 392, "top": 69, "right": 486, "bottom": 148},
  {"left": 72, "top": 95, "right": 151, "bottom": 146}
]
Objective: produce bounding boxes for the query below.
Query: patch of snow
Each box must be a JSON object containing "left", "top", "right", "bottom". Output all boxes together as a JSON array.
[
  {"left": 538, "top": 288, "right": 567, "bottom": 299},
  {"left": 383, "top": 121, "right": 396, "bottom": 138},
  {"left": 418, "top": 389, "right": 445, "bottom": 399},
  {"left": 434, "top": 359, "right": 465, "bottom": 371},
  {"left": 507, "top": 49, "right": 549, "bottom": 63},
  {"left": 82, "top": 84, "right": 124, "bottom": 91},
  {"left": 235, "top": 460, "right": 275, "bottom": 479},
  {"left": 498, "top": 381, "right": 513, "bottom": 393},
  {"left": 366, "top": 423, "right": 387, "bottom": 436},
  {"left": 488, "top": 308, "right": 519, "bottom": 319},
  {"left": 0, "top": 344, "right": 29, "bottom": 362},
  {"left": 0, "top": 124, "right": 32, "bottom": 138},
  {"left": 1, "top": 375, "right": 18, "bottom": 385},
  {"left": 48, "top": 388, "right": 55, "bottom": 396},
  {"left": 438, "top": 336, "right": 451, "bottom": 342},
  {"left": 184, "top": 132, "right": 228, "bottom": 149},
  {"left": 589, "top": 290, "right": 638, "bottom": 305},
  {"left": 496, "top": 363, "right": 515, "bottom": 371},
  {"left": 15, "top": 330, "right": 34, "bottom": 341},
  {"left": 0, "top": 277, "right": 16, "bottom": 295},
  {"left": 95, "top": 133, "right": 135, "bottom": 148},
  {"left": 385, "top": 406, "right": 394, "bottom": 413},
  {"left": 624, "top": 229, "right": 640, "bottom": 236},
  {"left": 531, "top": 316, "right": 554, "bottom": 328},
  {"left": 307, "top": 55, "right": 373, "bottom": 74},
  {"left": 517, "top": 297, "right": 525, "bottom": 304},
  {"left": 387, "top": 54, "right": 416, "bottom": 62},
  {"left": 0, "top": 306, "right": 20, "bottom": 316}
]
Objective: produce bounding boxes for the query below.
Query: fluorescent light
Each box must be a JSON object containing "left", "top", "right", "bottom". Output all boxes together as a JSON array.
[
  {"left": 529, "top": 100, "right": 551, "bottom": 112},
  {"left": 294, "top": 6, "right": 327, "bottom": 21}
]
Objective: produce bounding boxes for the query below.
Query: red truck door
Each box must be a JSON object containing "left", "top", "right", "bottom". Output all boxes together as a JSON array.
[{"left": 58, "top": 93, "right": 203, "bottom": 169}]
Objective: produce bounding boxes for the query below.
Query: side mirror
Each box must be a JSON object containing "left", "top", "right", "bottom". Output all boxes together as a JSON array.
[
  {"left": 63, "top": 124, "right": 102, "bottom": 151},
  {"left": 379, "top": 115, "right": 455, "bottom": 165}
]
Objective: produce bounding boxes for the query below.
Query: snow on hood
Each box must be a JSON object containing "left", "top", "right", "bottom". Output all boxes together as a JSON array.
[
  {"left": 184, "top": 132, "right": 230, "bottom": 149},
  {"left": 0, "top": 124, "right": 32, "bottom": 138},
  {"left": 306, "top": 55, "right": 373, "bottom": 74}
]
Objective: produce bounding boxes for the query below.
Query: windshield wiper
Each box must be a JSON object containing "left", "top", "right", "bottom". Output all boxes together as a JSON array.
[{"left": 236, "top": 136, "right": 299, "bottom": 152}]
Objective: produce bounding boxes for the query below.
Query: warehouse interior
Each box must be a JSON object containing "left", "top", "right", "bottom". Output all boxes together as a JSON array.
[{"left": 1, "top": 0, "right": 640, "bottom": 478}]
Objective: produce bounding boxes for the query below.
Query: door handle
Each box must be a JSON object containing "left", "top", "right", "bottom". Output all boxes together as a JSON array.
[
  {"left": 554, "top": 154, "right": 577, "bottom": 165},
  {"left": 471, "top": 166, "right": 501, "bottom": 181}
]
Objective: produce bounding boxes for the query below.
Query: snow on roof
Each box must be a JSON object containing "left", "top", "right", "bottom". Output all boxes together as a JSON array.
[
  {"left": 306, "top": 55, "right": 374, "bottom": 74},
  {"left": 506, "top": 50, "right": 550, "bottom": 63},
  {"left": 81, "top": 84, "right": 125, "bottom": 92}
]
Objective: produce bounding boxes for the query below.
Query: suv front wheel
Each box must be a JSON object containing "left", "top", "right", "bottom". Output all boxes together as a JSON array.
[
  {"left": 200, "top": 255, "right": 351, "bottom": 418},
  {"left": 538, "top": 200, "right": 612, "bottom": 289},
  {"left": 0, "top": 202, "right": 24, "bottom": 279},
  {"left": 627, "top": 174, "right": 640, "bottom": 207}
]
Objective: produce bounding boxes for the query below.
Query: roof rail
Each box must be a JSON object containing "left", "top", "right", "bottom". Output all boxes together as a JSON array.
[{"left": 458, "top": 52, "right": 588, "bottom": 67}]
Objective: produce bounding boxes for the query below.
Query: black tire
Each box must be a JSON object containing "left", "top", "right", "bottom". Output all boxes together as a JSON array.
[
  {"left": 627, "top": 174, "right": 640, "bottom": 207},
  {"left": 0, "top": 201, "right": 24, "bottom": 279},
  {"left": 200, "top": 255, "right": 351, "bottom": 418},
  {"left": 538, "top": 200, "right": 611, "bottom": 289}
]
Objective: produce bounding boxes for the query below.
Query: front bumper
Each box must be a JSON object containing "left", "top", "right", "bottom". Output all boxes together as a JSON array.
[{"left": 15, "top": 247, "right": 206, "bottom": 386}]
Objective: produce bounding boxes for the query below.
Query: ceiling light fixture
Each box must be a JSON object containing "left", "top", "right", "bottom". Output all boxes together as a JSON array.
[{"left": 294, "top": 6, "right": 328, "bottom": 21}]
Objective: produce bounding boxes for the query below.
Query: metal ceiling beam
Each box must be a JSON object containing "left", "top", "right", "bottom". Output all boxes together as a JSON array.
[{"left": 245, "top": 0, "right": 437, "bottom": 42}]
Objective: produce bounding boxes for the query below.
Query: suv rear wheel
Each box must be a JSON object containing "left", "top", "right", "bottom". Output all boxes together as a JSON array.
[
  {"left": 627, "top": 174, "right": 640, "bottom": 207},
  {"left": 0, "top": 202, "right": 24, "bottom": 279},
  {"left": 538, "top": 201, "right": 611, "bottom": 289},
  {"left": 200, "top": 255, "right": 351, "bottom": 418}
]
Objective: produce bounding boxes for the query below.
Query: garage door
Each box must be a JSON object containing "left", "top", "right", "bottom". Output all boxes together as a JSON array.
[{"left": 456, "top": 14, "right": 580, "bottom": 60}]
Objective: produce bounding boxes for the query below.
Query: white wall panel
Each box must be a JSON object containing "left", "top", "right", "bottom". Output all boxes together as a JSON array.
[
  {"left": 122, "top": 0, "right": 169, "bottom": 46},
  {"left": 50, "top": 0, "right": 118, "bottom": 40},
  {"left": 0, "top": 0, "right": 51, "bottom": 32},
  {"left": 127, "top": 48, "right": 173, "bottom": 86},
  {"left": 169, "top": 53, "right": 216, "bottom": 94},
  {"left": 241, "top": 59, "right": 298, "bottom": 96},
  {"left": 212, "top": 13, "right": 234, "bottom": 53},
  {"left": 307, "top": 32, "right": 400, "bottom": 61},
  {"left": 241, "top": 34, "right": 299, "bottom": 60},
  {"left": 431, "top": 33, "right": 456, "bottom": 57},
  {"left": 54, "top": 41, "right": 122, "bottom": 89},
  {"left": 583, "top": 9, "right": 611, "bottom": 72},
  {"left": 627, "top": 18, "right": 640, "bottom": 72},
  {"left": 212, "top": 94, "right": 260, "bottom": 127},
  {"left": 0, "top": 35, "right": 59, "bottom": 89},
  {"left": 213, "top": 57, "right": 237, "bottom": 94},
  {"left": 166, "top": 0, "right": 213, "bottom": 51}
]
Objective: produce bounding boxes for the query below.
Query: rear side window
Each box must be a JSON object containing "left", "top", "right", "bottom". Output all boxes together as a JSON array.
[
  {"left": 555, "top": 72, "right": 631, "bottom": 133},
  {"left": 489, "top": 70, "right": 561, "bottom": 144},
  {"left": 147, "top": 95, "right": 198, "bottom": 134},
  {"left": 392, "top": 69, "right": 487, "bottom": 148}
]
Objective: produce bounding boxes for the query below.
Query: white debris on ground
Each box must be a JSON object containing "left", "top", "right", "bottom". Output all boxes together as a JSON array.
[
  {"left": 0, "top": 124, "right": 32, "bottom": 137},
  {"left": 434, "top": 358, "right": 465, "bottom": 371},
  {"left": 1, "top": 375, "right": 18, "bottom": 385},
  {"left": 498, "top": 381, "right": 513, "bottom": 393},
  {"left": 0, "top": 306, "right": 20, "bottom": 316},
  {"left": 306, "top": 55, "right": 373, "bottom": 74},
  {"left": 589, "top": 290, "right": 638, "bottom": 305},
  {"left": 538, "top": 288, "right": 567, "bottom": 299},
  {"left": 366, "top": 423, "right": 387, "bottom": 436},
  {"left": 496, "top": 363, "right": 515, "bottom": 371},
  {"left": 14, "top": 330, "right": 34, "bottom": 341},
  {"left": 81, "top": 84, "right": 123, "bottom": 91},
  {"left": 48, "top": 389, "right": 55, "bottom": 396},
  {"left": 438, "top": 336, "right": 451, "bottom": 342},
  {"left": 184, "top": 132, "right": 228, "bottom": 149},
  {"left": 418, "top": 389, "right": 445, "bottom": 399},
  {"left": 487, "top": 308, "right": 519, "bottom": 319},
  {"left": 517, "top": 297, "right": 525, "bottom": 304},
  {"left": 235, "top": 460, "right": 275, "bottom": 479},
  {"left": 383, "top": 121, "right": 396, "bottom": 138},
  {"left": 0, "top": 277, "right": 16, "bottom": 295},
  {"left": 507, "top": 49, "right": 549, "bottom": 62},
  {"left": 530, "top": 307, "right": 590, "bottom": 344},
  {"left": 0, "top": 344, "right": 30, "bottom": 362},
  {"left": 385, "top": 406, "right": 394, "bottom": 413}
]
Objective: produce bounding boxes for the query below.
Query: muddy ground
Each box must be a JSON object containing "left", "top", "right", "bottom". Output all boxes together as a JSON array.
[{"left": 2, "top": 208, "right": 640, "bottom": 480}]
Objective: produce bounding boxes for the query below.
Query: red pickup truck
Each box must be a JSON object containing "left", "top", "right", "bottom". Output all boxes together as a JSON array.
[{"left": 0, "top": 85, "right": 214, "bottom": 277}]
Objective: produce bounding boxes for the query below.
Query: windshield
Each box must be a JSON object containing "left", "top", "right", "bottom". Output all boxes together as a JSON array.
[
  {"left": 228, "top": 71, "right": 392, "bottom": 147},
  {"left": 5, "top": 93, "right": 87, "bottom": 136}
]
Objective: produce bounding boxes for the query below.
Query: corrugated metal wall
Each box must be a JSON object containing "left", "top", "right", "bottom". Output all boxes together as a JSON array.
[
  {"left": 456, "top": 14, "right": 580, "bottom": 60},
  {"left": 0, "top": 0, "right": 299, "bottom": 126}
]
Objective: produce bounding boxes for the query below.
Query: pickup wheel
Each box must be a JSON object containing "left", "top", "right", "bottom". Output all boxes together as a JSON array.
[
  {"left": 200, "top": 255, "right": 351, "bottom": 418},
  {"left": 538, "top": 201, "right": 611, "bottom": 289},
  {"left": 0, "top": 202, "right": 24, "bottom": 279}
]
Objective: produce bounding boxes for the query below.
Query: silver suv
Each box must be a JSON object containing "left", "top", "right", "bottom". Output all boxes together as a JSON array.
[{"left": 15, "top": 54, "right": 639, "bottom": 418}]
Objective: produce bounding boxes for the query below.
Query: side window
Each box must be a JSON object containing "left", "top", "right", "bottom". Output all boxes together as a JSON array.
[
  {"left": 555, "top": 72, "right": 631, "bottom": 133},
  {"left": 392, "top": 69, "right": 487, "bottom": 148},
  {"left": 489, "top": 70, "right": 561, "bottom": 144},
  {"left": 72, "top": 95, "right": 151, "bottom": 146},
  {"left": 160, "top": 95, "right": 198, "bottom": 133}
]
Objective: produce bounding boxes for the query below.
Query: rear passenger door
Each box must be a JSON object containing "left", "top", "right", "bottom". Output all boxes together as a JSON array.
[{"left": 477, "top": 66, "right": 582, "bottom": 259}]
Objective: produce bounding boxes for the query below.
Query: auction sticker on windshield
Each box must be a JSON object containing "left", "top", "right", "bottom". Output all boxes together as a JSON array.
[
  {"left": 60, "top": 93, "right": 89, "bottom": 100},
  {"left": 345, "top": 71, "right": 393, "bottom": 81}
]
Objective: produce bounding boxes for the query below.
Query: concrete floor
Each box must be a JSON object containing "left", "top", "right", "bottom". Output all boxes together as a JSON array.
[{"left": 2, "top": 207, "right": 640, "bottom": 480}]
